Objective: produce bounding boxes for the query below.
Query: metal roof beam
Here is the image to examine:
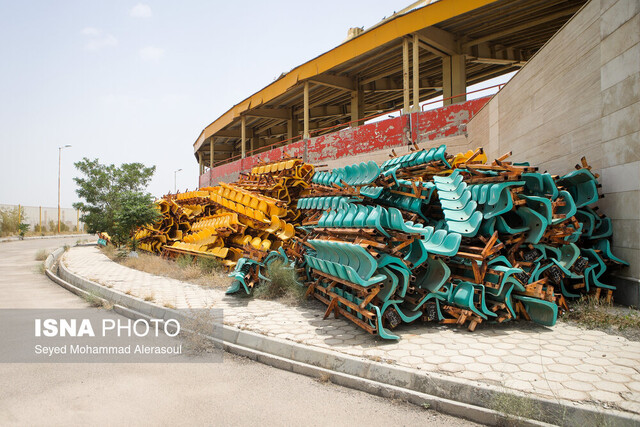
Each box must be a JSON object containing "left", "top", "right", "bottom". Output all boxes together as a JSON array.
[
  {"left": 213, "top": 130, "right": 241, "bottom": 138},
  {"left": 362, "top": 77, "right": 441, "bottom": 92},
  {"left": 310, "top": 105, "right": 348, "bottom": 119},
  {"left": 242, "top": 108, "right": 291, "bottom": 120},
  {"left": 469, "top": 57, "right": 527, "bottom": 66},
  {"left": 415, "top": 26, "right": 459, "bottom": 56},
  {"left": 466, "top": 41, "right": 529, "bottom": 66},
  {"left": 308, "top": 74, "right": 356, "bottom": 91},
  {"left": 462, "top": 6, "right": 581, "bottom": 49}
]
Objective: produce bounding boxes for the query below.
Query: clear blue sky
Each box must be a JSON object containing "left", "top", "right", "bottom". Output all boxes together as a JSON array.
[{"left": 0, "top": 1, "right": 512, "bottom": 208}]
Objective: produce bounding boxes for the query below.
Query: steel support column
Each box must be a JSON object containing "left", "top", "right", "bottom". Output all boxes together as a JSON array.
[
  {"left": 303, "top": 81, "right": 310, "bottom": 139},
  {"left": 402, "top": 38, "right": 410, "bottom": 114},
  {"left": 209, "top": 139, "right": 214, "bottom": 168},
  {"left": 241, "top": 116, "right": 246, "bottom": 158},
  {"left": 412, "top": 34, "right": 420, "bottom": 112},
  {"left": 350, "top": 79, "right": 364, "bottom": 127},
  {"left": 443, "top": 54, "right": 466, "bottom": 105}
]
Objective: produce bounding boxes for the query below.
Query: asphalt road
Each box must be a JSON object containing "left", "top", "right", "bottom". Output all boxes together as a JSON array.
[{"left": 0, "top": 237, "right": 477, "bottom": 426}]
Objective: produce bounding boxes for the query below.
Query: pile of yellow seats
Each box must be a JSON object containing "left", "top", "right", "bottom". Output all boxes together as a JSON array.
[
  {"left": 191, "top": 212, "right": 240, "bottom": 232},
  {"left": 251, "top": 159, "right": 301, "bottom": 175},
  {"left": 135, "top": 158, "right": 314, "bottom": 266},
  {"left": 176, "top": 190, "right": 210, "bottom": 201}
]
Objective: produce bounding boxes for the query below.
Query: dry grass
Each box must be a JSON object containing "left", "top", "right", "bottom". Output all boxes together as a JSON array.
[
  {"left": 143, "top": 292, "right": 155, "bottom": 302},
  {"left": 254, "top": 259, "right": 305, "bottom": 304},
  {"left": 110, "top": 250, "right": 230, "bottom": 290},
  {"left": 315, "top": 373, "right": 331, "bottom": 384},
  {"left": 34, "top": 263, "right": 46, "bottom": 275},
  {"left": 490, "top": 392, "right": 542, "bottom": 426},
  {"left": 82, "top": 291, "right": 113, "bottom": 310},
  {"left": 102, "top": 245, "right": 117, "bottom": 259},
  {"left": 35, "top": 249, "right": 49, "bottom": 261},
  {"left": 564, "top": 295, "right": 640, "bottom": 339},
  {"left": 180, "top": 311, "right": 221, "bottom": 356},
  {"left": 163, "top": 302, "right": 176, "bottom": 309}
]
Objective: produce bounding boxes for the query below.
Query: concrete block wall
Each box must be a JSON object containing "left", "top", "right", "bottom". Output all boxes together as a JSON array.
[{"left": 466, "top": 0, "right": 640, "bottom": 305}]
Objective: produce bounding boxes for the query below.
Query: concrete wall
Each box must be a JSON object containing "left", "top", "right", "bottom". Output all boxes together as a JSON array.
[
  {"left": 200, "top": 97, "right": 490, "bottom": 186},
  {"left": 466, "top": 0, "right": 640, "bottom": 305}
]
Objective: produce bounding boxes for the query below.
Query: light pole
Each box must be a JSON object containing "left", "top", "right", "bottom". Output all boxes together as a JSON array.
[
  {"left": 174, "top": 168, "right": 182, "bottom": 193},
  {"left": 58, "top": 145, "right": 72, "bottom": 233}
]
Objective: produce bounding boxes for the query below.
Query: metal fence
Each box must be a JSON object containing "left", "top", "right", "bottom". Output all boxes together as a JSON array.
[{"left": 0, "top": 204, "right": 84, "bottom": 233}]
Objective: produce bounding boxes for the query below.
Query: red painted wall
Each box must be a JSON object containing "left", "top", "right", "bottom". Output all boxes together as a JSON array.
[
  {"left": 411, "top": 97, "right": 491, "bottom": 142},
  {"left": 307, "top": 115, "right": 408, "bottom": 164},
  {"left": 201, "top": 96, "right": 491, "bottom": 186}
]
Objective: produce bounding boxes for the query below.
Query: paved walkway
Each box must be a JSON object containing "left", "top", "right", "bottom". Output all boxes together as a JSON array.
[
  {"left": 63, "top": 246, "right": 640, "bottom": 414},
  {"left": 0, "top": 236, "right": 95, "bottom": 309}
]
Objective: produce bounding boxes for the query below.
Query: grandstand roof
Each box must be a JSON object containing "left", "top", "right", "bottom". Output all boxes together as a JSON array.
[{"left": 194, "top": 0, "right": 585, "bottom": 166}]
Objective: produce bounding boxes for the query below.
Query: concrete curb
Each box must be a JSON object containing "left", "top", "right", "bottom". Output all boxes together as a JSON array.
[
  {"left": 0, "top": 233, "right": 94, "bottom": 243},
  {"left": 46, "top": 247, "right": 639, "bottom": 427}
]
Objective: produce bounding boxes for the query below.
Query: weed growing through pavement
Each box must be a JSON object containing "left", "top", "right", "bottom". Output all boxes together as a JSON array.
[
  {"left": 180, "top": 311, "right": 221, "bottom": 356},
  {"left": 254, "top": 259, "right": 305, "bottom": 304},
  {"left": 34, "top": 263, "right": 46, "bottom": 275},
  {"left": 82, "top": 291, "right": 113, "bottom": 310},
  {"left": 564, "top": 295, "right": 640, "bottom": 339},
  {"left": 34, "top": 249, "right": 49, "bottom": 261},
  {"left": 316, "top": 373, "right": 331, "bottom": 384},
  {"left": 490, "top": 392, "right": 542, "bottom": 426}
]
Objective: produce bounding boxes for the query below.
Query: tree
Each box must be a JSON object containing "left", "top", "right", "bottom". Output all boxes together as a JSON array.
[
  {"left": 73, "top": 158, "right": 159, "bottom": 246},
  {"left": 113, "top": 191, "right": 161, "bottom": 249}
]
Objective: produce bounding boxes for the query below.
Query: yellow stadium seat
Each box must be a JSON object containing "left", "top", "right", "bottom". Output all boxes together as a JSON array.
[
  {"left": 250, "top": 237, "right": 262, "bottom": 250},
  {"left": 253, "top": 210, "right": 266, "bottom": 222},
  {"left": 264, "top": 216, "right": 281, "bottom": 233},
  {"left": 249, "top": 197, "right": 259, "bottom": 210},
  {"left": 260, "top": 240, "right": 272, "bottom": 251}
]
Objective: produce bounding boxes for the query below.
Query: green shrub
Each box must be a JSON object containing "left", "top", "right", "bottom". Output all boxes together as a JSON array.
[
  {"left": 47, "top": 220, "right": 69, "bottom": 233},
  {"left": 197, "top": 257, "right": 222, "bottom": 274},
  {"left": 176, "top": 255, "right": 194, "bottom": 269},
  {"left": 0, "top": 206, "right": 25, "bottom": 236},
  {"left": 254, "top": 259, "right": 304, "bottom": 302}
]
